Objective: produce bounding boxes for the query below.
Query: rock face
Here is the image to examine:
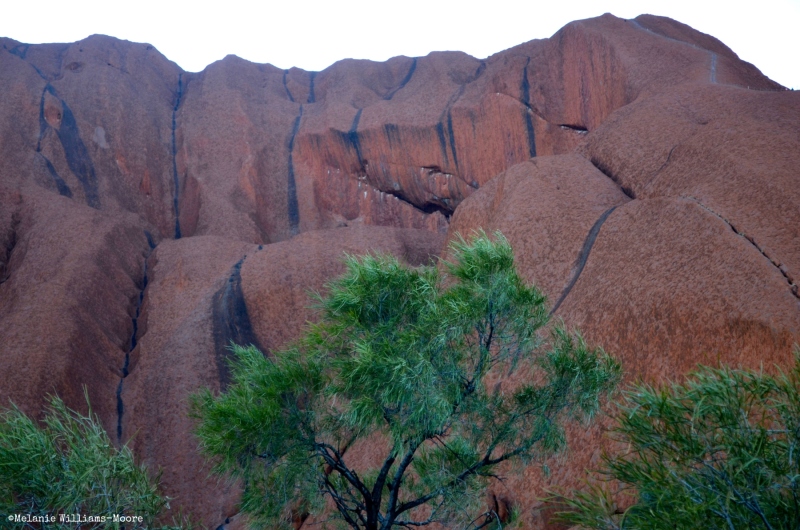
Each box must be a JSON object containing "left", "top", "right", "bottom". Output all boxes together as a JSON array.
[{"left": 0, "top": 12, "right": 797, "bottom": 529}]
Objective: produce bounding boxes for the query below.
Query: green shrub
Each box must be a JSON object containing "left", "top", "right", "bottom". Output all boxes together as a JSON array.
[
  {"left": 557, "top": 355, "right": 800, "bottom": 529},
  {"left": 0, "top": 393, "right": 182, "bottom": 529}
]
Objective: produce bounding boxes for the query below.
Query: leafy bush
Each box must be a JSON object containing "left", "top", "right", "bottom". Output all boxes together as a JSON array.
[
  {"left": 558, "top": 355, "right": 800, "bottom": 529},
  {"left": 0, "top": 394, "right": 182, "bottom": 529}
]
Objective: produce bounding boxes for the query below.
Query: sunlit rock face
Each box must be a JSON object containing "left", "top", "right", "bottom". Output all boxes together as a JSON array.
[{"left": 0, "top": 12, "right": 797, "bottom": 528}]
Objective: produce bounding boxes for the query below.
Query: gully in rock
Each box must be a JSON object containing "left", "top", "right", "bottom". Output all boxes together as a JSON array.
[
  {"left": 521, "top": 57, "right": 537, "bottom": 158},
  {"left": 550, "top": 205, "right": 619, "bottom": 315},
  {"left": 116, "top": 233, "right": 156, "bottom": 444},
  {"left": 287, "top": 105, "right": 303, "bottom": 235},
  {"left": 172, "top": 73, "right": 184, "bottom": 239}
]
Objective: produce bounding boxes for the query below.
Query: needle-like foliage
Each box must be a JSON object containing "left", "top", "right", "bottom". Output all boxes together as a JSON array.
[
  {"left": 556, "top": 353, "right": 800, "bottom": 529},
  {"left": 0, "top": 393, "right": 182, "bottom": 529},
  {"left": 191, "top": 231, "right": 621, "bottom": 529}
]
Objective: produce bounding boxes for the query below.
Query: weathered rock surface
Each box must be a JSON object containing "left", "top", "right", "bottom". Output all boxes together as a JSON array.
[
  {"left": 0, "top": 11, "right": 796, "bottom": 529},
  {"left": 447, "top": 94, "right": 800, "bottom": 526},
  {"left": 0, "top": 35, "right": 180, "bottom": 237},
  {"left": 117, "top": 227, "right": 443, "bottom": 526},
  {"left": 241, "top": 225, "right": 444, "bottom": 354},
  {"left": 581, "top": 83, "right": 800, "bottom": 293},
  {"left": 120, "top": 235, "right": 254, "bottom": 527},
  {"left": 0, "top": 189, "right": 149, "bottom": 435}
]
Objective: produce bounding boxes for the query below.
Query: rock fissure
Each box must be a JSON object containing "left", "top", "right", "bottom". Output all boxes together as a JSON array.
[
  {"left": 0, "top": 212, "right": 20, "bottom": 285},
  {"left": 687, "top": 197, "right": 800, "bottom": 300},
  {"left": 498, "top": 89, "right": 581, "bottom": 137},
  {"left": 550, "top": 205, "right": 619, "bottom": 315},
  {"left": 655, "top": 145, "right": 677, "bottom": 175},
  {"left": 282, "top": 69, "right": 295, "bottom": 102},
  {"left": 171, "top": 73, "right": 184, "bottom": 239},
  {"left": 287, "top": 105, "right": 303, "bottom": 235},
  {"left": 382, "top": 186, "right": 453, "bottom": 218},
  {"left": 116, "top": 234, "right": 156, "bottom": 444},
  {"left": 558, "top": 124, "right": 589, "bottom": 132},
  {"left": 307, "top": 72, "right": 317, "bottom": 103},
  {"left": 588, "top": 157, "right": 635, "bottom": 199},
  {"left": 521, "top": 57, "right": 537, "bottom": 157}
]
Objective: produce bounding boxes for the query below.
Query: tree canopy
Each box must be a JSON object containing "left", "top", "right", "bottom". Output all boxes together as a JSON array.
[{"left": 192, "top": 231, "right": 621, "bottom": 529}]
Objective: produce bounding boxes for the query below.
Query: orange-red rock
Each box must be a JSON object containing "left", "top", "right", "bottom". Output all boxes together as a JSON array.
[
  {"left": 0, "top": 190, "right": 149, "bottom": 435},
  {"left": 0, "top": 12, "right": 796, "bottom": 529},
  {"left": 118, "top": 226, "right": 442, "bottom": 526}
]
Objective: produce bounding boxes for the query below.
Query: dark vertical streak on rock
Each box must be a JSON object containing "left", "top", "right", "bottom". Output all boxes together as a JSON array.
[
  {"left": 447, "top": 110, "right": 459, "bottom": 170},
  {"left": 384, "top": 123, "right": 401, "bottom": 149},
  {"left": 0, "top": 212, "right": 20, "bottom": 285},
  {"left": 307, "top": 72, "right": 317, "bottom": 103},
  {"left": 346, "top": 108, "right": 365, "bottom": 163},
  {"left": 40, "top": 154, "right": 72, "bottom": 198},
  {"left": 383, "top": 57, "right": 417, "bottom": 100},
  {"left": 521, "top": 58, "right": 537, "bottom": 157},
  {"left": 117, "top": 236, "right": 154, "bottom": 444},
  {"left": 36, "top": 85, "right": 72, "bottom": 198},
  {"left": 56, "top": 100, "right": 100, "bottom": 208},
  {"left": 435, "top": 122, "right": 449, "bottom": 165},
  {"left": 144, "top": 230, "right": 156, "bottom": 249},
  {"left": 437, "top": 78, "right": 472, "bottom": 172},
  {"left": 171, "top": 74, "right": 184, "bottom": 239},
  {"left": 282, "top": 69, "right": 295, "bottom": 102},
  {"left": 473, "top": 61, "right": 487, "bottom": 81},
  {"left": 551, "top": 206, "right": 618, "bottom": 315},
  {"left": 212, "top": 256, "right": 265, "bottom": 388},
  {"left": 287, "top": 105, "right": 303, "bottom": 234}
]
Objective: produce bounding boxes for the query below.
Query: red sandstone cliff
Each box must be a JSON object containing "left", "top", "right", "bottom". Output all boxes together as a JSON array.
[{"left": 0, "top": 13, "right": 796, "bottom": 529}]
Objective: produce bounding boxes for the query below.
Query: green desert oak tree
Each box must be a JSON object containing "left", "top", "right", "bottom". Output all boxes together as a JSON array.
[
  {"left": 191, "top": 231, "right": 621, "bottom": 530},
  {"left": 0, "top": 393, "right": 182, "bottom": 529},
  {"left": 557, "top": 354, "right": 800, "bottom": 529}
]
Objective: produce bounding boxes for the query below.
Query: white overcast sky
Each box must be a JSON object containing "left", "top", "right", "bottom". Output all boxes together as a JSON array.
[{"left": 3, "top": 0, "right": 799, "bottom": 88}]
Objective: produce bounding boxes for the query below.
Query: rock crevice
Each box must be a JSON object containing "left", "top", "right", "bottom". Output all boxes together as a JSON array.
[
  {"left": 287, "top": 105, "right": 304, "bottom": 235},
  {"left": 688, "top": 197, "right": 799, "bottom": 300},
  {"left": 116, "top": 234, "right": 156, "bottom": 444},
  {"left": 171, "top": 74, "right": 185, "bottom": 239},
  {"left": 550, "top": 205, "right": 619, "bottom": 315}
]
